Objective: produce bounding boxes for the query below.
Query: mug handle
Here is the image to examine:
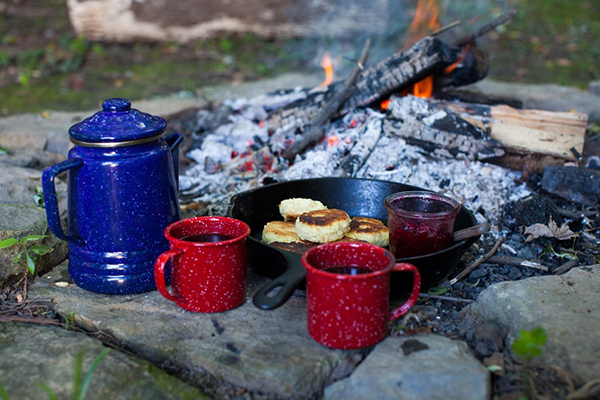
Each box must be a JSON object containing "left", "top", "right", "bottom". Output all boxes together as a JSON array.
[
  {"left": 389, "top": 263, "right": 422, "bottom": 320},
  {"left": 154, "top": 248, "right": 185, "bottom": 304}
]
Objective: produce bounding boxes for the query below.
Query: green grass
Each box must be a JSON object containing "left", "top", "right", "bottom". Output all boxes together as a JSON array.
[{"left": 488, "top": 0, "right": 600, "bottom": 86}]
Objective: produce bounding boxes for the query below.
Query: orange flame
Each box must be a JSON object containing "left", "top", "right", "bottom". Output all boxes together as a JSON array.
[
  {"left": 406, "top": 0, "right": 441, "bottom": 47},
  {"left": 381, "top": 99, "right": 390, "bottom": 110},
  {"left": 413, "top": 76, "right": 434, "bottom": 98},
  {"left": 319, "top": 52, "right": 334, "bottom": 87}
]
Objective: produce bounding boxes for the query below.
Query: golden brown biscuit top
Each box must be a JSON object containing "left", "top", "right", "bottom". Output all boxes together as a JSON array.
[
  {"left": 349, "top": 217, "right": 387, "bottom": 233},
  {"left": 298, "top": 209, "right": 350, "bottom": 227}
]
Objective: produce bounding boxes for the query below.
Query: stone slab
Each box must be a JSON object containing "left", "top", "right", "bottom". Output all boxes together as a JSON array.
[
  {"left": 196, "top": 72, "right": 322, "bottom": 103},
  {"left": 0, "top": 204, "right": 67, "bottom": 287},
  {"left": 0, "top": 322, "right": 208, "bottom": 400},
  {"left": 465, "top": 265, "right": 600, "bottom": 382},
  {"left": 0, "top": 96, "right": 206, "bottom": 156},
  {"left": 465, "top": 79, "right": 600, "bottom": 121},
  {"left": 28, "top": 261, "right": 363, "bottom": 399},
  {"left": 324, "top": 334, "right": 490, "bottom": 400}
]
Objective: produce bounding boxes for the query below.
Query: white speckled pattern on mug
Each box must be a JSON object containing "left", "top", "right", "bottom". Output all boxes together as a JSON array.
[{"left": 155, "top": 216, "right": 250, "bottom": 313}]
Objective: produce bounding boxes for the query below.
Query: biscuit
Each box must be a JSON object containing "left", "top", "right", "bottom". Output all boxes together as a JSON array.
[
  {"left": 262, "top": 221, "right": 302, "bottom": 244},
  {"left": 345, "top": 216, "right": 389, "bottom": 247},
  {"left": 279, "top": 198, "right": 327, "bottom": 222},
  {"left": 296, "top": 209, "right": 351, "bottom": 243}
]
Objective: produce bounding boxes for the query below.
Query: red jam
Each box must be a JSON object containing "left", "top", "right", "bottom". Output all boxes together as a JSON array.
[{"left": 385, "top": 192, "right": 460, "bottom": 258}]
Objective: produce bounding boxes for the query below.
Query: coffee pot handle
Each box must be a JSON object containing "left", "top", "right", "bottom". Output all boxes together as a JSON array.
[
  {"left": 164, "top": 132, "right": 183, "bottom": 184},
  {"left": 154, "top": 248, "right": 185, "bottom": 304},
  {"left": 42, "top": 158, "right": 85, "bottom": 246},
  {"left": 389, "top": 263, "right": 422, "bottom": 320}
]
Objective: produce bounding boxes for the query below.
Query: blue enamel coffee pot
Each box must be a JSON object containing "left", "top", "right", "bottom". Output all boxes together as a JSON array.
[{"left": 42, "top": 98, "right": 182, "bottom": 294}]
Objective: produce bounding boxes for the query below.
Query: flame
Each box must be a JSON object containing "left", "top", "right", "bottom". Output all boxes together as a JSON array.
[
  {"left": 406, "top": 0, "right": 441, "bottom": 47},
  {"left": 381, "top": 99, "right": 390, "bottom": 110},
  {"left": 413, "top": 75, "right": 434, "bottom": 98},
  {"left": 319, "top": 52, "right": 334, "bottom": 87}
]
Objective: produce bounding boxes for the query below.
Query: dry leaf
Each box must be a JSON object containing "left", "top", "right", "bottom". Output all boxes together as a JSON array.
[{"left": 524, "top": 218, "right": 575, "bottom": 242}]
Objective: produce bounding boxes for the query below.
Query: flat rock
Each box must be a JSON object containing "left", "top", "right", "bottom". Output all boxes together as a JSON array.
[
  {"left": 0, "top": 322, "right": 208, "bottom": 400},
  {"left": 0, "top": 204, "right": 67, "bottom": 287},
  {"left": 324, "top": 334, "right": 490, "bottom": 400},
  {"left": 29, "top": 261, "right": 364, "bottom": 399},
  {"left": 464, "top": 79, "right": 600, "bottom": 121},
  {"left": 464, "top": 265, "right": 600, "bottom": 382}
]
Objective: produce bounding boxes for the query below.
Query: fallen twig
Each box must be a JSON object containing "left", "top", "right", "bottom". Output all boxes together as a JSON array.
[
  {"left": 553, "top": 260, "right": 579, "bottom": 275},
  {"left": 450, "top": 237, "right": 503, "bottom": 285},
  {"left": 418, "top": 293, "right": 474, "bottom": 304},
  {"left": 486, "top": 256, "right": 549, "bottom": 272},
  {"left": 282, "top": 38, "right": 372, "bottom": 160}
]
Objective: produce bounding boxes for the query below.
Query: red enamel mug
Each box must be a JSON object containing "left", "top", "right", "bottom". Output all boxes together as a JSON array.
[
  {"left": 154, "top": 216, "right": 250, "bottom": 313},
  {"left": 302, "top": 241, "right": 421, "bottom": 349}
]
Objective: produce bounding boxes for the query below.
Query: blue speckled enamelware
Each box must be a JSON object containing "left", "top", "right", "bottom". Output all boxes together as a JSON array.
[{"left": 42, "top": 98, "right": 182, "bottom": 294}]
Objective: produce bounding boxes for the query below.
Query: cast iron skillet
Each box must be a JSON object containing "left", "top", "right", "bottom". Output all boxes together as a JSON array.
[{"left": 227, "top": 177, "right": 478, "bottom": 310}]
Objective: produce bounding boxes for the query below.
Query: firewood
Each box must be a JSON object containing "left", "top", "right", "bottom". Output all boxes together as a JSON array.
[
  {"left": 383, "top": 95, "right": 505, "bottom": 161},
  {"left": 282, "top": 39, "right": 371, "bottom": 160},
  {"left": 540, "top": 166, "right": 600, "bottom": 205},
  {"left": 266, "top": 37, "right": 458, "bottom": 135},
  {"left": 434, "top": 102, "right": 588, "bottom": 162},
  {"left": 336, "top": 118, "right": 383, "bottom": 177}
]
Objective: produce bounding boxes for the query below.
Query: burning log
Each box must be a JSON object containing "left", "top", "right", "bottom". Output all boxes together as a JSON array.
[
  {"left": 282, "top": 39, "right": 372, "bottom": 160},
  {"left": 266, "top": 36, "right": 463, "bottom": 139}
]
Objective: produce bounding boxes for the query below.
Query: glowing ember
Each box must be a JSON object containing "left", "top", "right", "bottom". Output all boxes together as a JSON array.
[
  {"left": 444, "top": 41, "right": 471, "bottom": 74},
  {"left": 381, "top": 99, "right": 390, "bottom": 110},
  {"left": 319, "top": 52, "right": 334, "bottom": 87},
  {"left": 241, "top": 160, "right": 254, "bottom": 172},
  {"left": 327, "top": 135, "right": 340, "bottom": 149}
]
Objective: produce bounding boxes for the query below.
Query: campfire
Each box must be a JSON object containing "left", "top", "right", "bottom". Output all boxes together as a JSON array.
[{"left": 178, "top": 7, "right": 586, "bottom": 233}]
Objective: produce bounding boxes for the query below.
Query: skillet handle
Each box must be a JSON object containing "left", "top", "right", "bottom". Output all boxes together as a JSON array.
[{"left": 252, "top": 254, "right": 306, "bottom": 310}]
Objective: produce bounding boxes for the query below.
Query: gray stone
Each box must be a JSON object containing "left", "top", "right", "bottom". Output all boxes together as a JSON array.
[
  {"left": 465, "top": 265, "right": 600, "bottom": 382},
  {"left": 324, "top": 334, "right": 490, "bottom": 400},
  {"left": 0, "top": 322, "right": 208, "bottom": 400},
  {"left": 0, "top": 163, "right": 43, "bottom": 206},
  {"left": 464, "top": 79, "right": 600, "bottom": 121},
  {"left": 0, "top": 96, "right": 204, "bottom": 157},
  {"left": 28, "top": 261, "right": 364, "bottom": 399},
  {"left": 588, "top": 81, "right": 600, "bottom": 97},
  {"left": 197, "top": 72, "right": 322, "bottom": 103},
  {"left": 0, "top": 204, "right": 67, "bottom": 287}
]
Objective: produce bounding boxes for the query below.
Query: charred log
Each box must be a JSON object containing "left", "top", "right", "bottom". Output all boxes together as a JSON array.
[
  {"left": 336, "top": 118, "right": 383, "bottom": 177},
  {"left": 540, "top": 166, "right": 600, "bottom": 206},
  {"left": 266, "top": 37, "right": 459, "bottom": 136},
  {"left": 383, "top": 95, "right": 505, "bottom": 161}
]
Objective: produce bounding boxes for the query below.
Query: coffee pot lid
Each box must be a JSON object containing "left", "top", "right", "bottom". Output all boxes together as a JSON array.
[{"left": 69, "top": 98, "right": 167, "bottom": 146}]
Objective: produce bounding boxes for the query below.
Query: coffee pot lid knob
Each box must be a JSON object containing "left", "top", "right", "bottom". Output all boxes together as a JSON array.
[{"left": 102, "top": 98, "right": 131, "bottom": 113}]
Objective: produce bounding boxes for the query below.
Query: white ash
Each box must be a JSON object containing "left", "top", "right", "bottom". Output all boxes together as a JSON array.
[{"left": 181, "top": 93, "right": 530, "bottom": 222}]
